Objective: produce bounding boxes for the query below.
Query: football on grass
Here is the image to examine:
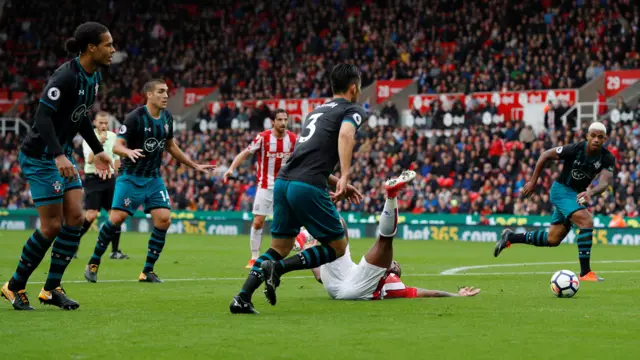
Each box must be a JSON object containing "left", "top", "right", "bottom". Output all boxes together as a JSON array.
[{"left": 550, "top": 270, "right": 580, "bottom": 298}]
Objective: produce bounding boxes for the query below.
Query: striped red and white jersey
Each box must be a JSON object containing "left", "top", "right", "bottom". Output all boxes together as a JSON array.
[{"left": 246, "top": 130, "right": 297, "bottom": 190}]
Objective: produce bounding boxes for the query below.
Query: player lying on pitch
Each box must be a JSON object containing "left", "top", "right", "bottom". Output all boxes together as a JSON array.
[{"left": 305, "top": 170, "right": 480, "bottom": 300}]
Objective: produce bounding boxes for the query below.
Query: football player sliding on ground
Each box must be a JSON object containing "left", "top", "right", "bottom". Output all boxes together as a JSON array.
[{"left": 307, "top": 170, "right": 481, "bottom": 301}]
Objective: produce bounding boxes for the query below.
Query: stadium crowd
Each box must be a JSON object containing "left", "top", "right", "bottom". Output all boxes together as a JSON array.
[
  {"left": 2, "top": 102, "right": 640, "bottom": 217},
  {"left": 1, "top": 0, "right": 639, "bottom": 120},
  {"left": 1, "top": 0, "right": 639, "bottom": 217}
]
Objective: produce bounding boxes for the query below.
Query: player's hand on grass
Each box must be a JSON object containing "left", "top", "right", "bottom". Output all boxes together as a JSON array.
[
  {"left": 521, "top": 180, "right": 537, "bottom": 198},
  {"left": 124, "top": 148, "right": 145, "bottom": 163},
  {"left": 55, "top": 155, "right": 78, "bottom": 181},
  {"left": 94, "top": 152, "right": 115, "bottom": 180},
  {"left": 457, "top": 287, "right": 481, "bottom": 297},
  {"left": 194, "top": 164, "right": 216, "bottom": 174},
  {"left": 577, "top": 191, "right": 591, "bottom": 205}
]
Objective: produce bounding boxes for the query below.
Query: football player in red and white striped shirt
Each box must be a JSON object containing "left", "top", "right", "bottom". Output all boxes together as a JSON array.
[
  {"left": 223, "top": 109, "right": 297, "bottom": 268},
  {"left": 306, "top": 170, "right": 481, "bottom": 300}
]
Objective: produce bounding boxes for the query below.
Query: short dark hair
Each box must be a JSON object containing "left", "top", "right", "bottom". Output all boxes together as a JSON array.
[
  {"left": 64, "top": 22, "right": 109, "bottom": 54},
  {"left": 143, "top": 79, "right": 167, "bottom": 95},
  {"left": 330, "top": 64, "right": 361, "bottom": 94},
  {"left": 274, "top": 109, "right": 288, "bottom": 118}
]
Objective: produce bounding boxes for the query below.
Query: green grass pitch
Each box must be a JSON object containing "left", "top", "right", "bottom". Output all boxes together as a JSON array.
[{"left": 1, "top": 231, "right": 640, "bottom": 359}]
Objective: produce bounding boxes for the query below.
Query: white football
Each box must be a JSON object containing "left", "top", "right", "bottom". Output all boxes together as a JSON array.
[{"left": 550, "top": 270, "right": 580, "bottom": 298}]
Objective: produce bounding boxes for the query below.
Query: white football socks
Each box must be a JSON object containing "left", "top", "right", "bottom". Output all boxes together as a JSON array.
[
  {"left": 378, "top": 197, "right": 398, "bottom": 237},
  {"left": 250, "top": 227, "right": 263, "bottom": 259}
]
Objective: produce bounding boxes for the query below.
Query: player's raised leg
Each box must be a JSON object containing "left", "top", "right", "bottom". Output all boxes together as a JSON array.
[
  {"left": 2, "top": 203, "right": 62, "bottom": 311},
  {"left": 39, "top": 188, "right": 85, "bottom": 310},
  {"left": 363, "top": 170, "right": 416, "bottom": 269},
  {"left": 495, "top": 222, "right": 569, "bottom": 257},
  {"left": 139, "top": 208, "right": 170, "bottom": 283},
  {"left": 496, "top": 179, "right": 582, "bottom": 257}
]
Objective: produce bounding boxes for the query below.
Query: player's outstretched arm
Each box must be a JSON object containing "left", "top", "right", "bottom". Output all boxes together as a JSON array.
[
  {"left": 522, "top": 147, "right": 564, "bottom": 197},
  {"left": 414, "top": 287, "right": 481, "bottom": 298},
  {"left": 223, "top": 149, "right": 252, "bottom": 182},
  {"left": 166, "top": 138, "right": 216, "bottom": 174},
  {"left": 113, "top": 138, "right": 144, "bottom": 163}
]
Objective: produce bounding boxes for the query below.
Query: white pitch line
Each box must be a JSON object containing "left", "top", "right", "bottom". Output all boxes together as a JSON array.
[
  {"left": 23, "top": 268, "right": 640, "bottom": 285},
  {"left": 440, "top": 259, "right": 640, "bottom": 275},
  {"left": 19, "top": 260, "right": 640, "bottom": 285}
]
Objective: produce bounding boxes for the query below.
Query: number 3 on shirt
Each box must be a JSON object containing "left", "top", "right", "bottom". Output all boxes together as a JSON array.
[{"left": 299, "top": 113, "right": 321, "bottom": 143}]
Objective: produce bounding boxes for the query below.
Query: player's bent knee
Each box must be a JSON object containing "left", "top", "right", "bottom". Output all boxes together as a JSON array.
[
  {"left": 154, "top": 217, "right": 171, "bottom": 230},
  {"left": 570, "top": 210, "right": 593, "bottom": 228},
  {"left": 85, "top": 210, "right": 99, "bottom": 223},
  {"left": 328, "top": 238, "right": 348, "bottom": 257},
  {"left": 547, "top": 239, "right": 562, "bottom": 247},
  {"left": 253, "top": 216, "right": 266, "bottom": 230},
  {"left": 270, "top": 237, "right": 294, "bottom": 257},
  {"left": 40, "top": 217, "right": 63, "bottom": 239},
  {"left": 574, "top": 216, "right": 593, "bottom": 229},
  {"left": 64, "top": 212, "right": 85, "bottom": 227},
  {"left": 108, "top": 210, "right": 129, "bottom": 226}
]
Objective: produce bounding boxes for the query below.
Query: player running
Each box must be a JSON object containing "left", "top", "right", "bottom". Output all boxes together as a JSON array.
[
  {"left": 74, "top": 111, "right": 128, "bottom": 259},
  {"left": 83, "top": 79, "right": 215, "bottom": 284},
  {"left": 307, "top": 171, "right": 480, "bottom": 300},
  {"left": 494, "top": 122, "right": 615, "bottom": 282},
  {"left": 2, "top": 22, "right": 115, "bottom": 311},
  {"left": 231, "top": 64, "right": 364, "bottom": 314},
  {"left": 223, "top": 109, "right": 297, "bottom": 268}
]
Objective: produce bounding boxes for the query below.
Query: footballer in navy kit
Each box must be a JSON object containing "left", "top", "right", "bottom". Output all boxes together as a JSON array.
[
  {"left": 495, "top": 122, "right": 616, "bottom": 282},
  {"left": 2, "top": 22, "right": 115, "bottom": 311},
  {"left": 231, "top": 64, "right": 365, "bottom": 314},
  {"left": 83, "top": 79, "right": 215, "bottom": 284}
]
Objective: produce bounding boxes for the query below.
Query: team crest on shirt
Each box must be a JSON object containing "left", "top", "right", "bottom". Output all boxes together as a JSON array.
[
  {"left": 571, "top": 170, "right": 589, "bottom": 180},
  {"left": 52, "top": 181, "right": 62, "bottom": 194},
  {"left": 124, "top": 198, "right": 131, "bottom": 207},
  {"left": 594, "top": 161, "right": 601, "bottom": 169}
]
